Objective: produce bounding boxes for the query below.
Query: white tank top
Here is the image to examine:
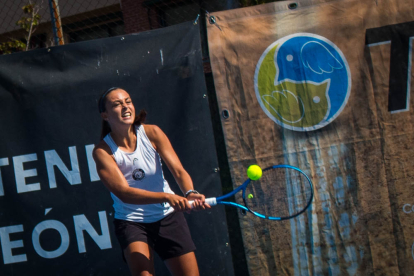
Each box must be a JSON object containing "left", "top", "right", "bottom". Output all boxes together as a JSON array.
[{"left": 103, "top": 124, "right": 174, "bottom": 223}]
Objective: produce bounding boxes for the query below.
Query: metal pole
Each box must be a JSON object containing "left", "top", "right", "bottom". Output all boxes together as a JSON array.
[{"left": 48, "top": 0, "right": 64, "bottom": 45}]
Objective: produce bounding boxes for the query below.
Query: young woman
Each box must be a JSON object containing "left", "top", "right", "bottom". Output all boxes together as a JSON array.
[{"left": 93, "top": 87, "right": 209, "bottom": 276}]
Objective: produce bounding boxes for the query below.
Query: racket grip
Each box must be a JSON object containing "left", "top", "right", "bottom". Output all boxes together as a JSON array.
[
  {"left": 165, "top": 197, "right": 217, "bottom": 209},
  {"left": 188, "top": 197, "right": 217, "bottom": 208},
  {"left": 204, "top": 197, "right": 217, "bottom": 206}
]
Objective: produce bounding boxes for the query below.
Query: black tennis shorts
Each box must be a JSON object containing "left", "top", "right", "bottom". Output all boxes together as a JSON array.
[{"left": 113, "top": 212, "right": 196, "bottom": 261}]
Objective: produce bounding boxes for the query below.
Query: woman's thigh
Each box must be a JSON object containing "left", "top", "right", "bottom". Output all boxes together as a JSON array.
[
  {"left": 124, "top": 241, "right": 155, "bottom": 276},
  {"left": 164, "top": 251, "right": 199, "bottom": 276}
]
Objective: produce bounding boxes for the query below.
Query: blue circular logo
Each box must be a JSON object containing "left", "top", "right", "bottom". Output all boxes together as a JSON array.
[{"left": 254, "top": 33, "right": 351, "bottom": 131}]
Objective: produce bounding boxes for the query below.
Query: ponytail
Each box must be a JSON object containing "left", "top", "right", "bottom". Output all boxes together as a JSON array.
[
  {"left": 134, "top": 109, "right": 147, "bottom": 126},
  {"left": 100, "top": 120, "right": 112, "bottom": 140}
]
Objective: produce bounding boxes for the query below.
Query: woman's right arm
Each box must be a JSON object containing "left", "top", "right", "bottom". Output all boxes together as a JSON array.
[{"left": 92, "top": 142, "right": 191, "bottom": 211}]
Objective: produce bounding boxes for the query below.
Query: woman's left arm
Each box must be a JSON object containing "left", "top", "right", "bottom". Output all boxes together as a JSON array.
[{"left": 144, "top": 124, "right": 210, "bottom": 210}]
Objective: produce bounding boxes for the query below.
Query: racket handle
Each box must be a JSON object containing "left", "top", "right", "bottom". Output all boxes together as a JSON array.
[
  {"left": 165, "top": 197, "right": 217, "bottom": 209},
  {"left": 204, "top": 197, "right": 217, "bottom": 206},
  {"left": 188, "top": 197, "right": 217, "bottom": 208}
]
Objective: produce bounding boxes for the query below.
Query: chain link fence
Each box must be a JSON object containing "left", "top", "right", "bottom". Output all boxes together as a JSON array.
[{"left": 0, "top": 0, "right": 279, "bottom": 55}]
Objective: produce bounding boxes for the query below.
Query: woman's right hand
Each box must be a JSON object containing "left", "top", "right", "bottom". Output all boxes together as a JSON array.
[{"left": 165, "top": 194, "right": 191, "bottom": 212}]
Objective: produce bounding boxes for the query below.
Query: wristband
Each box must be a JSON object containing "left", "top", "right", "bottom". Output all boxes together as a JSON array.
[{"left": 185, "top": 189, "right": 200, "bottom": 198}]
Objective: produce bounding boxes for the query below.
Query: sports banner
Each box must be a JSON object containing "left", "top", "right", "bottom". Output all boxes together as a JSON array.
[
  {"left": 207, "top": 0, "right": 414, "bottom": 275},
  {"left": 0, "top": 21, "right": 234, "bottom": 275}
]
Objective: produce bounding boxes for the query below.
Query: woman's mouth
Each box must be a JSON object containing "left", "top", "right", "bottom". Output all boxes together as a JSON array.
[{"left": 122, "top": 112, "right": 132, "bottom": 118}]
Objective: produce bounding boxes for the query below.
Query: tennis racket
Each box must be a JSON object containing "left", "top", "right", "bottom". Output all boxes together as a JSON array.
[{"left": 193, "top": 164, "right": 314, "bottom": 220}]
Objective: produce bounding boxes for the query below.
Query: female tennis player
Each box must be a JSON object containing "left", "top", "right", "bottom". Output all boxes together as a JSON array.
[{"left": 92, "top": 87, "right": 209, "bottom": 276}]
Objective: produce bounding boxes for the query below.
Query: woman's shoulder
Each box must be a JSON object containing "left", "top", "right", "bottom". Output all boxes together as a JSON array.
[
  {"left": 142, "top": 124, "right": 169, "bottom": 150},
  {"left": 92, "top": 140, "right": 112, "bottom": 159},
  {"left": 142, "top": 124, "right": 163, "bottom": 139}
]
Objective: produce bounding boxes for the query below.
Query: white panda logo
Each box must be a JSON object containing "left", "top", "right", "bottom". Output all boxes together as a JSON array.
[{"left": 132, "top": 158, "right": 145, "bottom": 181}]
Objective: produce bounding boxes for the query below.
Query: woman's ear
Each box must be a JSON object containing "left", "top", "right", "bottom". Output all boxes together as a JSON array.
[{"left": 101, "top": 112, "right": 108, "bottom": 121}]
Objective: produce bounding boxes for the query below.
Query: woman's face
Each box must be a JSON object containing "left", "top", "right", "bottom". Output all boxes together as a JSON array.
[{"left": 102, "top": 89, "right": 136, "bottom": 127}]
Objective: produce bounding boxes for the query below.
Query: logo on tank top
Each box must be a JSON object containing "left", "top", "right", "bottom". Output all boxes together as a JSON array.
[{"left": 132, "top": 158, "right": 145, "bottom": 181}]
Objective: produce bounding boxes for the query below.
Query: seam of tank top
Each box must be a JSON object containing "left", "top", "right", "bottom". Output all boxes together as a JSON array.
[
  {"left": 103, "top": 135, "right": 118, "bottom": 156},
  {"left": 138, "top": 124, "right": 157, "bottom": 153}
]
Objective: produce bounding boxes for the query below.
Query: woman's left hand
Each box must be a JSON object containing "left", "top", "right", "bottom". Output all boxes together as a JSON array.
[{"left": 186, "top": 193, "right": 211, "bottom": 211}]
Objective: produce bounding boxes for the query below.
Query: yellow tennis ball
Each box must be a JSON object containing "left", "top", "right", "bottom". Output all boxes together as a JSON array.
[
  {"left": 248, "top": 193, "right": 254, "bottom": 199},
  {"left": 247, "top": 164, "right": 262, "bottom": 180}
]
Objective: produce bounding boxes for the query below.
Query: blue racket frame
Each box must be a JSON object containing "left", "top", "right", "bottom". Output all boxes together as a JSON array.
[{"left": 215, "top": 164, "right": 314, "bottom": 220}]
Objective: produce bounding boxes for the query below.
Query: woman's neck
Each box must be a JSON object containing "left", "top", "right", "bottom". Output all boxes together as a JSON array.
[{"left": 110, "top": 124, "right": 137, "bottom": 152}]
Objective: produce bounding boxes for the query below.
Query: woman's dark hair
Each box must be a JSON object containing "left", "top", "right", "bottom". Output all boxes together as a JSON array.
[{"left": 98, "top": 87, "right": 147, "bottom": 140}]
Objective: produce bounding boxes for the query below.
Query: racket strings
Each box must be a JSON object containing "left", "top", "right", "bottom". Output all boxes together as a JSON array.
[{"left": 244, "top": 167, "right": 313, "bottom": 219}]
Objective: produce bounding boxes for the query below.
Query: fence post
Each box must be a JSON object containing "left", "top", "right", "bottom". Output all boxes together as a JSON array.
[{"left": 48, "top": 0, "right": 64, "bottom": 45}]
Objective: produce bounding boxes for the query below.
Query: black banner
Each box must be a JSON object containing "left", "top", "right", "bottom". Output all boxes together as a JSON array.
[{"left": 0, "top": 21, "right": 233, "bottom": 276}]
